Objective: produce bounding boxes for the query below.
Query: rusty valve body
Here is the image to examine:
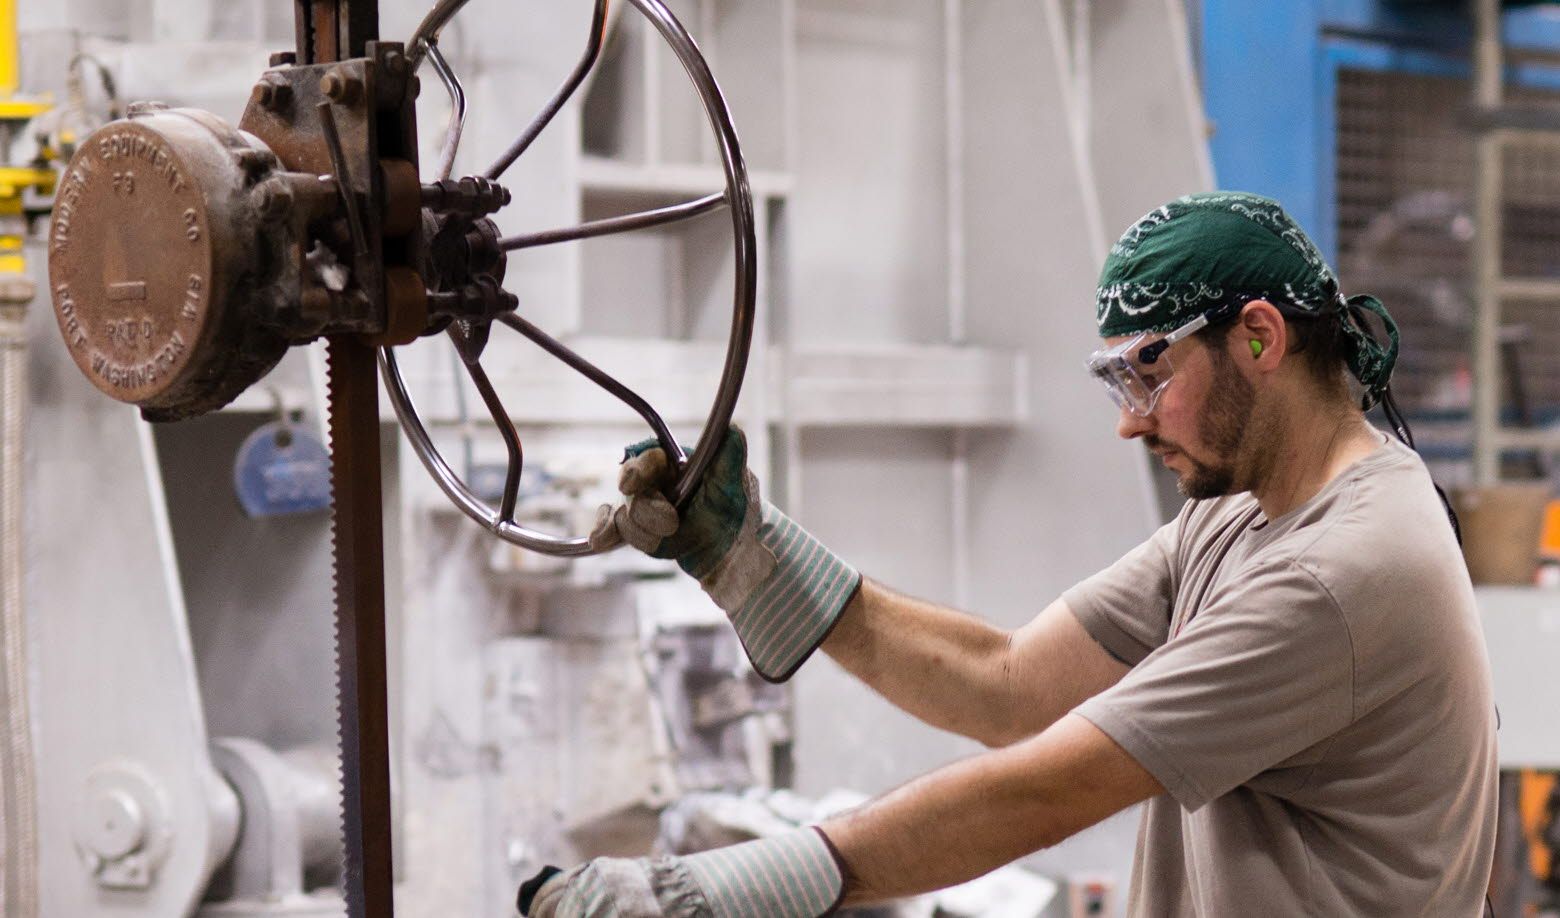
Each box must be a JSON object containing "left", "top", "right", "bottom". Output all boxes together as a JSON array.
[
  {"left": 46, "top": 41, "right": 512, "bottom": 420},
  {"left": 47, "top": 106, "right": 298, "bottom": 420}
]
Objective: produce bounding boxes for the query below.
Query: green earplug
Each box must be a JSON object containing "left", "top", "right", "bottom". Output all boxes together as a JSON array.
[{"left": 1250, "top": 340, "right": 1264, "bottom": 358}]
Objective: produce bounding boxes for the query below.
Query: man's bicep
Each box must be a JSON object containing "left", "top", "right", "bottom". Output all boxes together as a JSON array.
[{"left": 996, "top": 600, "right": 1131, "bottom": 744}]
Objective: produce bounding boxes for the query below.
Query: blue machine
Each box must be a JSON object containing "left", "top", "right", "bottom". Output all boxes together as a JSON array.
[{"left": 1198, "top": 0, "right": 1560, "bottom": 263}]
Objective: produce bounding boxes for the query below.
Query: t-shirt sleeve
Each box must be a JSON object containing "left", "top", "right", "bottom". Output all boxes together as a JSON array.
[
  {"left": 1062, "top": 515, "right": 1181, "bottom": 666},
  {"left": 1072, "top": 560, "right": 1355, "bottom": 811}
]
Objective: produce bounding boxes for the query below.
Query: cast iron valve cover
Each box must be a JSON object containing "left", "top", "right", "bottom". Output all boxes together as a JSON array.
[{"left": 48, "top": 105, "right": 296, "bottom": 420}]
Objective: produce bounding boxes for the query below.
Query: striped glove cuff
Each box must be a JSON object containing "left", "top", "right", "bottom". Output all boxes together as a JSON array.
[
  {"left": 518, "top": 829, "right": 846, "bottom": 918},
  {"left": 726, "top": 503, "right": 860, "bottom": 682},
  {"left": 682, "top": 828, "right": 846, "bottom": 918}
]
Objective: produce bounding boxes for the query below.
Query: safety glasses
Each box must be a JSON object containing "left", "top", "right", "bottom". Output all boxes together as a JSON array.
[{"left": 1086, "top": 310, "right": 1221, "bottom": 417}]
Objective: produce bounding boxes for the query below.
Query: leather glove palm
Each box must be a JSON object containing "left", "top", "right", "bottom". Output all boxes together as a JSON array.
[{"left": 590, "top": 428, "right": 859, "bottom": 681}]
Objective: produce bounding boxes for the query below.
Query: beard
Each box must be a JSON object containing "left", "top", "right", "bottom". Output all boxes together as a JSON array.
[{"left": 1149, "top": 347, "right": 1256, "bottom": 500}]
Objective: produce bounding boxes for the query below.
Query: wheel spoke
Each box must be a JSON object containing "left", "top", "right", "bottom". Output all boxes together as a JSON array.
[
  {"left": 484, "top": 0, "right": 611, "bottom": 181},
  {"left": 382, "top": 0, "right": 754, "bottom": 557},
  {"left": 423, "top": 39, "right": 466, "bottom": 181},
  {"left": 495, "top": 312, "right": 685, "bottom": 480},
  {"left": 405, "top": 0, "right": 471, "bottom": 73},
  {"left": 449, "top": 328, "right": 524, "bottom": 523},
  {"left": 498, "top": 192, "right": 725, "bottom": 252}
]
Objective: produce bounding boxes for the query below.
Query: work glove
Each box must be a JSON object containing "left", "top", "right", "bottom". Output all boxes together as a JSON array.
[
  {"left": 589, "top": 428, "right": 860, "bottom": 682},
  {"left": 517, "top": 827, "right": 845, "bottom": 918}
]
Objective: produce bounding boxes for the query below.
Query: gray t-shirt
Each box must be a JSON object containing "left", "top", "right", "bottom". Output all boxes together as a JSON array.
[{"left": 1064, "top": 437, "right": 1497, "bottom": 916}]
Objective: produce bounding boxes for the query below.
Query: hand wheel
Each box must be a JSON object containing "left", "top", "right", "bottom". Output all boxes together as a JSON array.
[{"left": 382, "top": 0, "right": 757, "bottom": 556}]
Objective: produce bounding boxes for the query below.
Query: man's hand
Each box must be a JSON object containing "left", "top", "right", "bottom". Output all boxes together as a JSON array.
[
  {"left": 590, "top": 428, "right": 861, "bottom": 682},
  {"left": 516, "top": 828, "right": 844, "bottom": 917},
  {"left": 588, "top": 428, "right": 765, "bottom": 592}
]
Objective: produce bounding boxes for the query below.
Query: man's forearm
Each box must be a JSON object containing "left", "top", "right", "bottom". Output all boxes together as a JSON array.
[
  {"left": 518, "top": 706, "right": 1158, "bottom": 918},
  {"left": 820, "top": 582, "right": 1126, "bottom": 747},
  {"left": 818, "top": 714, "right": 1162, "bottom": 906},
  {"left": 820, "top": 578, "right": 1021, "bottom": 746}
]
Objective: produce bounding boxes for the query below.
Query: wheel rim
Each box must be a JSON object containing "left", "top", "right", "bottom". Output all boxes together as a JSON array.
[{"left": 380, "top": 0, "right": 756, "bottom": 556}]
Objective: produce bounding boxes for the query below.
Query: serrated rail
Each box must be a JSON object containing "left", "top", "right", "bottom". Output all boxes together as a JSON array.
[
  {"left": 326, "top": 333, "right": 395, "bottom": 918},
  {"left": 302, "top": 1, "right": 397, "bottom": 913}
]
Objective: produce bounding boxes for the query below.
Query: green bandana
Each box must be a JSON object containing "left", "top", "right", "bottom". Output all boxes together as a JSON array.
[{"left": 1095, "top": 191, "right": 1399, "bottom": 409}]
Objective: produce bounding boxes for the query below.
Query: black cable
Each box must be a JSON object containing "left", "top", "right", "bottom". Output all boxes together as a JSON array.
[{"left": 1379, "top": 388, "right": 1415, "bottom": 450}]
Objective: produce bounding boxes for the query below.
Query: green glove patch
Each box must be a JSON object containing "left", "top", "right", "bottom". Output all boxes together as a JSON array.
[{"left": 623, "top": 434, "right": 749, "bottom": 580}]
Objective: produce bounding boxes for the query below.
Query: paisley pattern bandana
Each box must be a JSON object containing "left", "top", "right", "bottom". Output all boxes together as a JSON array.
[{"left": 1095, "top": 191, "right": 1399, "bottom": 409}]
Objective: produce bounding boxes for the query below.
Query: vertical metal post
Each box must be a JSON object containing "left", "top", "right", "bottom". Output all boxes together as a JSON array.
[
  {"left": 1472, "top": 0, "right": 1503, "bottom": 484},
  {"left": 296, "top": 2, "right": 395, "bottom": 916},
  {"left": 296, "top": 0, "right": 379, "bottom": 63},
  {"left": 0, "top": 8, "right": 35, "bottom": 909},
  {"left": 944, "top": 0, "right": 971, "bottom": 610},
  {"left": 1069, "top": 0, "right": 1090, "bottom": 146},
  {"left": 0, "top": 0, "right": 18, "bottom": 98},
  {"left": 0, "top": 294, "right": 38, "bottom": 918}
]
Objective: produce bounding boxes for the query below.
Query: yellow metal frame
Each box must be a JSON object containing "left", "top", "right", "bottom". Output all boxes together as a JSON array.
[
  {"left": 0, "top": 0, "right": 17, "bottom": 99},
  {"left": 0, "top": 0, "right": 52, "bottom": 124},
  {"left": 0, "top": 99, "right": 48, "bottom": 121},
  {"left": 0, "top": 0, "right": 55, "bottom": 279},
  {"left": 0, "top": 167, "right": 55, "bottom": 206}
]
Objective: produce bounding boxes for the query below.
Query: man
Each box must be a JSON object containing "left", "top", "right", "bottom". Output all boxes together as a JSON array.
[{"left": 520, "top": 192, "right": 1498, "bottom": 916}]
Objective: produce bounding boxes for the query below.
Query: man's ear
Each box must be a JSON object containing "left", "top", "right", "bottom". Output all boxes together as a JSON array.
[{"left": 1237, "top": 300, "right": 1286, "bottom": 367}]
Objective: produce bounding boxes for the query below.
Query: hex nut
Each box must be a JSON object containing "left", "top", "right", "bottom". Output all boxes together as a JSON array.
[
  {"left": 252, "top": 76, "right": 293, "bottom": 112},
  {"left": 254, "top": 180, "right": 294, "bottom": 220},
  {"left": 320, "top": 70, "right": 362, "bottom": 104}
]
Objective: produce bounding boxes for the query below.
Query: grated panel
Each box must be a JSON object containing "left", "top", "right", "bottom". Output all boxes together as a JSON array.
[{"left": 1335, "top": 67, "right": 1560, "bottom": 429}]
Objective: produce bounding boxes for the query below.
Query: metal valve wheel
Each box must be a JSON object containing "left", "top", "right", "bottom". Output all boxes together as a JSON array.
[
  {"left": 47, "top": 0, "right": 756, "bottom": 556},
  {"left": 382, "top": 0, "right": 756, "bottom": 557}
]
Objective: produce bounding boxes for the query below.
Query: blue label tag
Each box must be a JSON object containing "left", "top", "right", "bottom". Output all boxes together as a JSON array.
[{"left": 233, "top": 420, "right": 333, "bottom": 518}]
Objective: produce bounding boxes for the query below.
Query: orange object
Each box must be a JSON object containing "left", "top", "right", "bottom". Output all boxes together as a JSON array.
[
  {"left": 1519, "top": 770, "right": 1559, "bottom": 881},
  {"left": 1540, "top": 499, "right": 1560, "bottom": 562}
]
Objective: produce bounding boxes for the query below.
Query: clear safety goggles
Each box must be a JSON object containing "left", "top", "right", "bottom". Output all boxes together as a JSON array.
[{"left": 1085, "top": 311, "right": 1219, "bottom": 417}]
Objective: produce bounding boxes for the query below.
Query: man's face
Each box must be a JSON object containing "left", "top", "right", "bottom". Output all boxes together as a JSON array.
[{"left": 1106, "top": 331, "right": 1256, "bottom": 499}]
